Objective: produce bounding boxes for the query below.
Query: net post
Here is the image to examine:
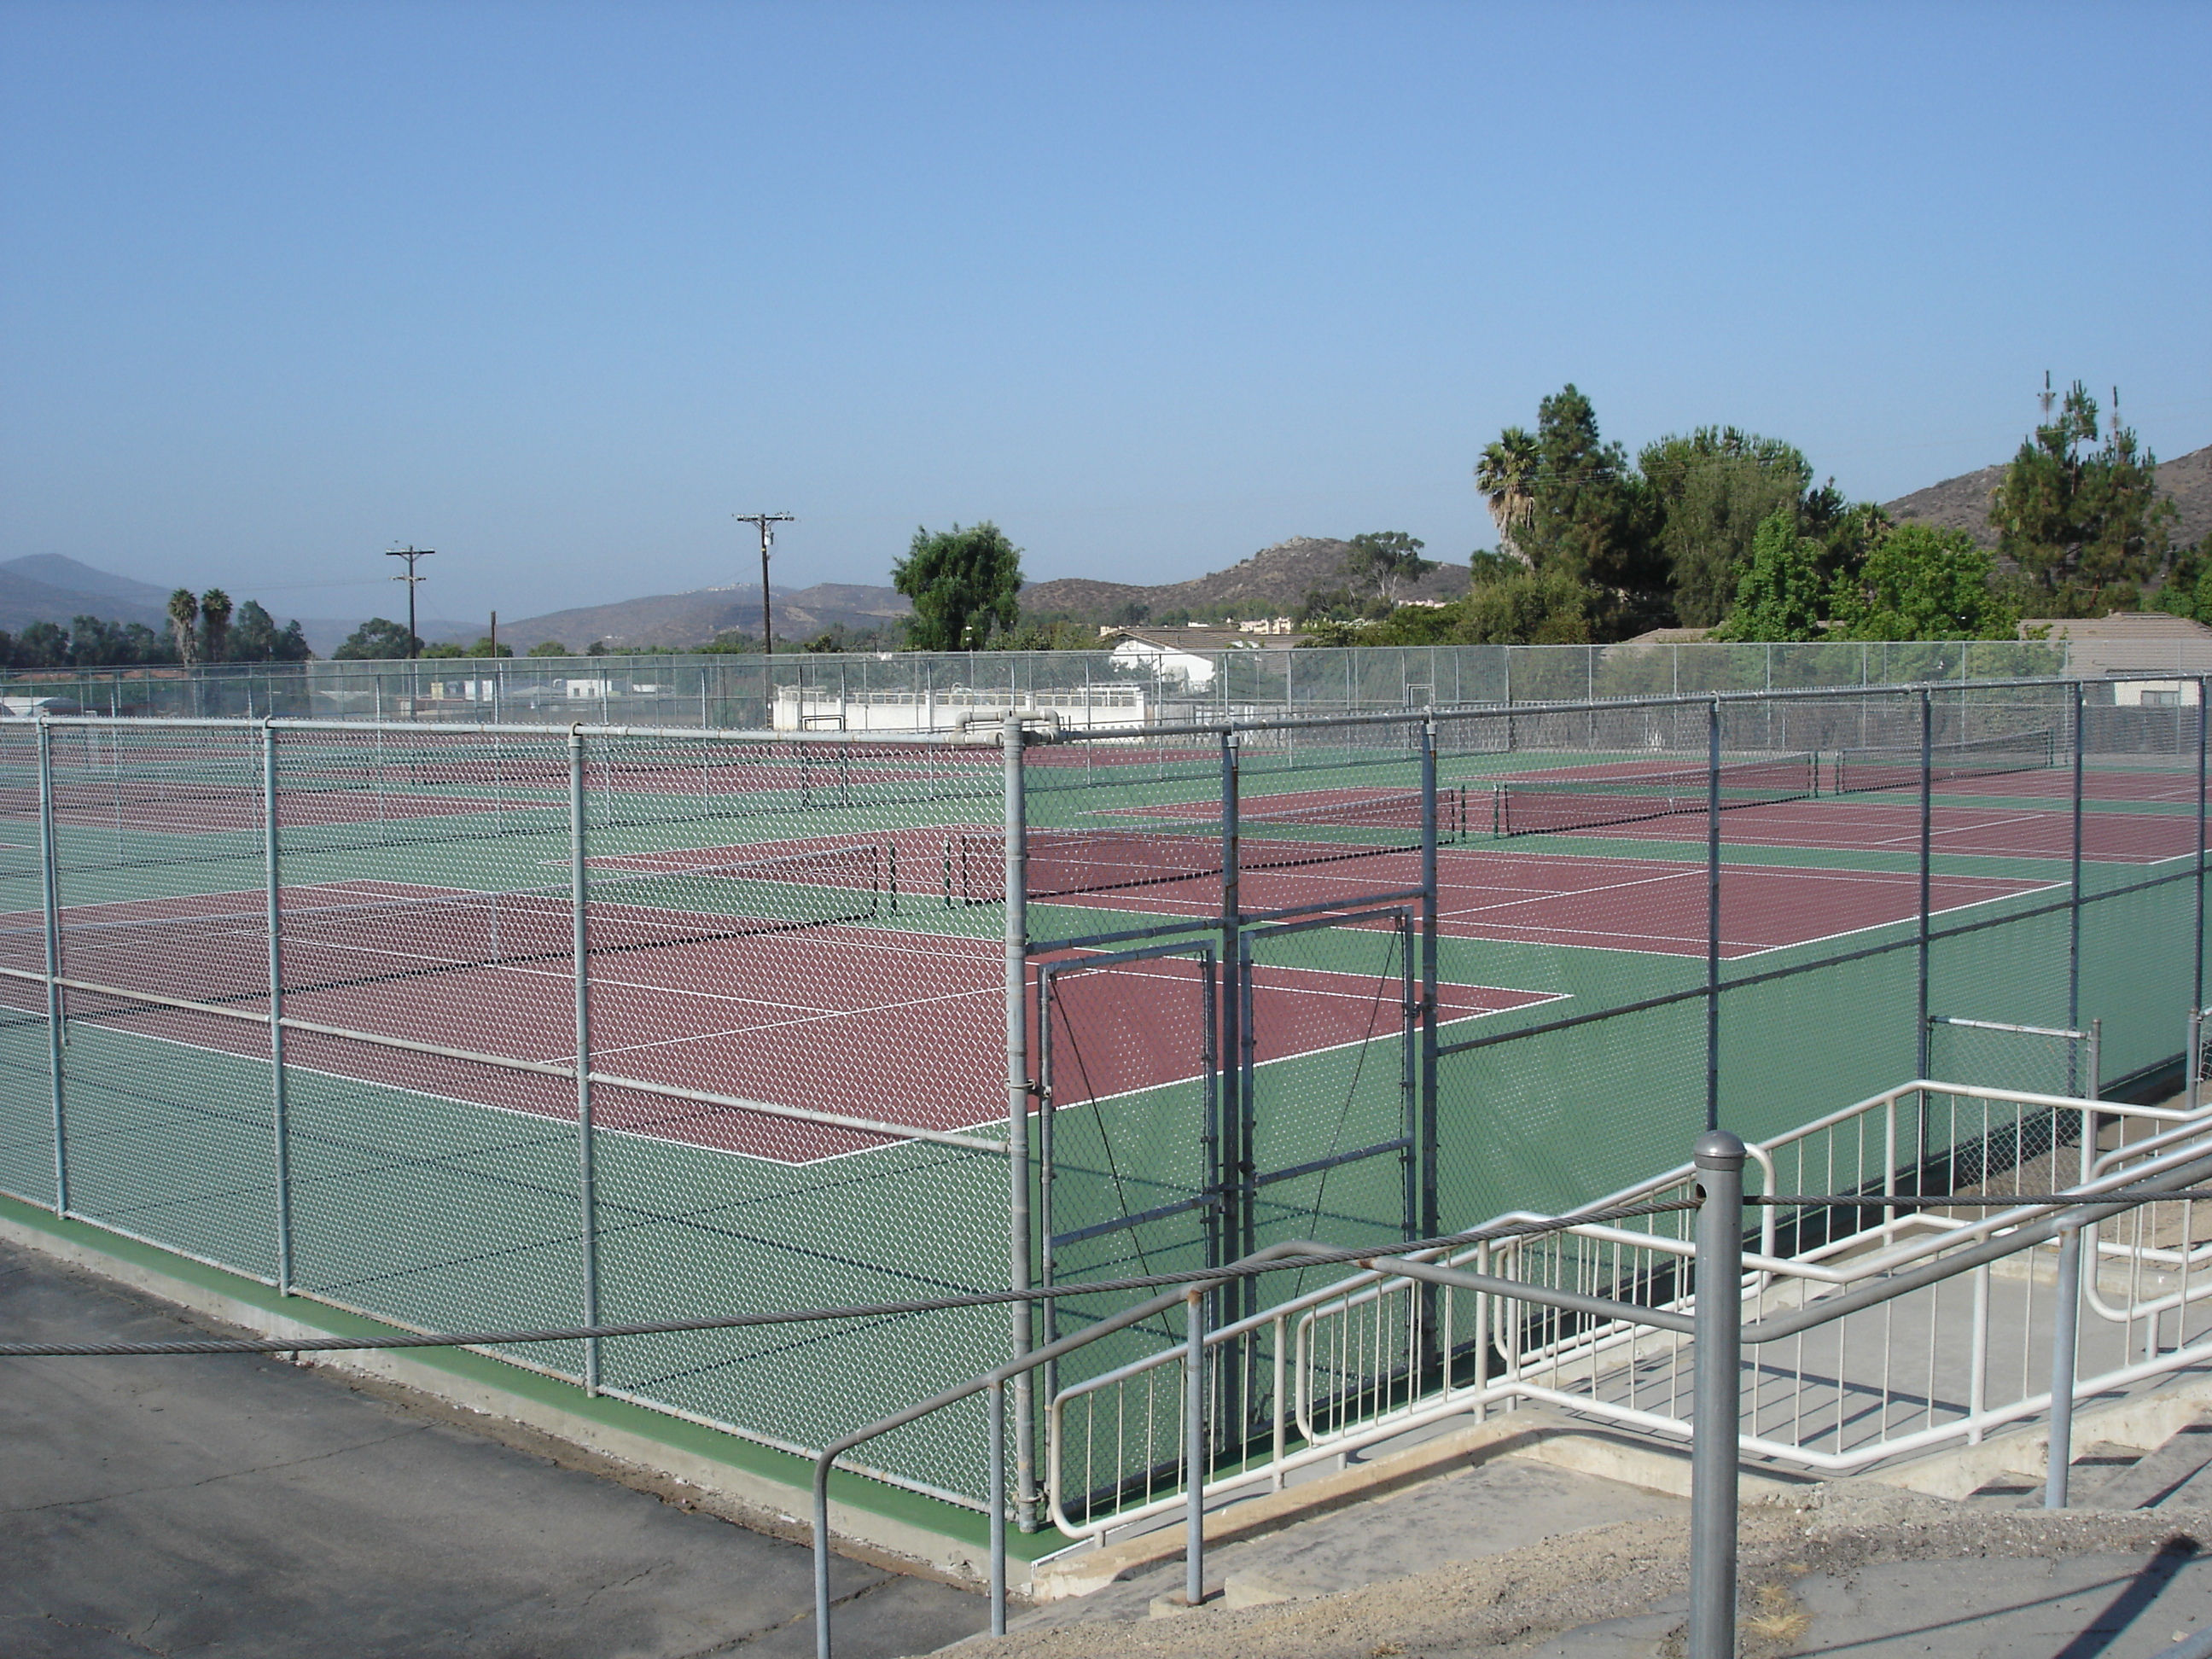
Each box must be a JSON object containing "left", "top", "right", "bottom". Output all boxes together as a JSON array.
[
  {"left": 262, "top": 720, "right": 293, "bottom": 1295},
  {"left": 35, "top": 718, "right": 69, "bottom": 1218},
  {"left": 570, "top": 728, "right": 600, "bottom": 1395},
  {"left": 1704, "top": 697, "right": 1720, "bottom": 1132},
  {"left": 1000, "top": 714, "right": 1039, "bottom": 1531}
]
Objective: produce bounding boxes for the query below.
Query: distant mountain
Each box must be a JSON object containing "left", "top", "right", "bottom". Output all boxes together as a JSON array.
[
  {"left": 0, "top": 556, "right": 471, "bottom": 656},
  {"left": 1883, "top": 442, "right": 2211, "bottom": 552},
  {"left": 1022, "top": 536, "right": 1471, "bottom": 624},
  {"left": 2, "top": 555, "right": 173, "bottom": 608},
  {"left": 0, "top": 558, "right": 174, "bottom": 635},
  {"left": 497, "top": 582, "right": 916, "bottom": 652},
  {"left": 498, "top": 538, "right": 1476, "bottom": 651}
]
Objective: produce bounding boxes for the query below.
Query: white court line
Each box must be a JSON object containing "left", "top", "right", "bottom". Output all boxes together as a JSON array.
[
  {"left": 62, "top": 1017, "right": 939, "bottom": 1172},
  {"left": 582, "top": 982, "right": 1004, "bottom": 1066}
]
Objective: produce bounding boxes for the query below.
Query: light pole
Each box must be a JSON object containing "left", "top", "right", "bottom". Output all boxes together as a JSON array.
[
  {"left": 386, "top": 546, "right": 435, "bottom": 658},
  {"left": 732, "top": 515, "right": 795, "bottom": 655}
]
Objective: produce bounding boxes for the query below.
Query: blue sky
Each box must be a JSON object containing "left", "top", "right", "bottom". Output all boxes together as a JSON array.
[{"left": 3, "top": 0, "right": 2208, "bottom": 626}]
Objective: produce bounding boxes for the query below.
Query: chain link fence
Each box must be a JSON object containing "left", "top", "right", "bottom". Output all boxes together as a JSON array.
[{"left": 1, "top": 670, "right": 2204, "bottom": 1519}]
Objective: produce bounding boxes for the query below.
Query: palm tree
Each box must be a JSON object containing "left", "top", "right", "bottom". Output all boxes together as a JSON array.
[
  {"left": 199, "top": 589, "right": 233, "bottom": 664},
  {"left": 1475, "top": 428, "right": 1540, "bottom": 566},
  {"left": 166, "top": 589, "right": 200, "bottom": 665}
]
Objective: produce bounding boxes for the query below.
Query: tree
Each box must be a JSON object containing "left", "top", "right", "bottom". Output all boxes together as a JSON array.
[
  {"left": 15, "top": 620, "right": 70, "bottom": 667},
  {"left": 1342, "top": 569, "right": 1594, "bottom": 647},
  {"left": 1639, "top": 428, "right": 1818, "bottom": 627},
  {"left": 1342, "top": 532, "right": 1436, "bottom": 605},
  {"left": 527, "top": 640, "right": 571, "bottom": 656},
  {"left": 1829, "top": 525, "right": 2017, "bottom": 641},
  {"left": 1712, "top": 511, "right": 1827, "bottom": 642},
  {"left": 230, "top": 600, "right": 276, "bottom": 661},
  {"left": 1296, "top": 585, "right": 1375, "bottom": 626},
  {"left": 1514, "top": 385, "right": 1655, "bottom": 597},
  {"left": 1990, "top": 381, "right": 2176, "bottom": 612},
  {"left": 199, "top": 589, "right": 233, "bottom": 663},
  {"left": 333, "top": 617, "right": 416, "bottom": 660},
  {"left": 1474, "top": 428, "right": 1540, "bottom": 564},
  {"left": 892, "top": 521, "right": 1023, "bottom": 650},
  {"left": 224, "top": 600, "right": 311, "bottom": 661},
  {"left": 166, "top": 589, "right": 200, "bottom": 665}
]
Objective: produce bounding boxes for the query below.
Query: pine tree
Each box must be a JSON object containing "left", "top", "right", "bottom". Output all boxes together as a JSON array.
[{"left": 1990, "top": 381, "right": 2176, "bottom": 613}]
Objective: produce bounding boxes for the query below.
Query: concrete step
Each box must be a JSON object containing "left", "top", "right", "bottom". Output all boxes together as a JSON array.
[
  {"left": 2083, "top": 1417, "right": 2212, "bottom": 1509},
  {"left": 1004, "top": 1421, "right": 1692, "bottom": 1638}
]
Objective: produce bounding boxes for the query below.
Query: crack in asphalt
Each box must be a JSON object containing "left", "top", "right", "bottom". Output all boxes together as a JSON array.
[{"left": 3, "top": 1423, "right": 431, "bottom": 1515}]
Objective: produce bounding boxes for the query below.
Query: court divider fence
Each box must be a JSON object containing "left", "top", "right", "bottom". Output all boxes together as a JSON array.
[
  {"left": 6, "top": 637, "right": 2102, "bottom": 728},
  {"left": 0, "top": 672, "right": 2204, "bottom": 1525}
]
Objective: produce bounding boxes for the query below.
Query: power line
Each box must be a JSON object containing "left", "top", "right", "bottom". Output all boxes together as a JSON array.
[{"left": 384, "top": 545, "right": 435, "bottom": 659}]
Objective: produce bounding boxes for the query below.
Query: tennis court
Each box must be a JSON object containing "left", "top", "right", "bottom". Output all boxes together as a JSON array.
[
  {"left": 0, "top": 875, "right": 1540, "bottom": 1162},
  {"left": 0, "top": 680, "right": 2203, "bottom": 1518}
]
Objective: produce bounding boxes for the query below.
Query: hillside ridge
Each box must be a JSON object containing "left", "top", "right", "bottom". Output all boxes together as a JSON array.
[
  {"left": 9, "top": 443, "right": 2205, "bottom": 655},
  {"left": 1883, "top": 442, "right": 2210, "bottom": 551}
]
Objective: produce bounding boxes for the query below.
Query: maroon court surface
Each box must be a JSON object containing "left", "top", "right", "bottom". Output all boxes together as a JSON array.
[
  {"left": 586, "top": 824, "right": 2063, "bottom": 959},
  {"left": 0, "top": 882, "right": 1538, "bottom": 1165}
]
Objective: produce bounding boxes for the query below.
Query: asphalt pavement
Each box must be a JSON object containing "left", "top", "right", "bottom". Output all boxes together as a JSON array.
[{"left": 0, "top": 1238, "right": 988, "bottom": 1658}]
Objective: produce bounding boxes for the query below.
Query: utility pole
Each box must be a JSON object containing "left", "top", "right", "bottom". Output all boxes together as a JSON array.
[
  {"left": 732, "top": 514, "right": 795, "bottom": 656},
  {"left": 386, "top": 546, "right": 435, "bottom": 658}
]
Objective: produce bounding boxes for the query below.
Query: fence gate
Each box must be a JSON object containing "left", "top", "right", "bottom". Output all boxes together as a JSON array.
[
  {"left": 1231, "top": 907, "right": 1419, "bottom": 1275},
  {"left": 1220, "top": 906, "right": 1422, "bottom": 1454},
  {"left": 1036, "top": 940, "right": 1221, "bottom": 1348}
]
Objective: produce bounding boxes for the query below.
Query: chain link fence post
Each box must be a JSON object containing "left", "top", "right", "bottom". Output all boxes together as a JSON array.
[
  {"left": 1001, "top": 714, "right": 1038, "bottom": 1528},
  {"left": 1704, "top": 698, "right": 1721, "bottom": 1131},
  {"left": 570, "top": 727, "right": 599, "bottom": 1394},
  {"left": 36, "top": 718, "right": 68, "bottom": 1216},
  {"left": 262, "top": 720, "right": 293, "bottom": 1294}
]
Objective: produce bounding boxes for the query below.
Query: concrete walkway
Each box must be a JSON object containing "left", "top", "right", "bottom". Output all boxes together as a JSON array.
[
  {"left": 963, "top": 1483, "right": 2212, "bottom": 1658},
  {"left": 0, "top": 1238, "right": 988, "bottom": 1658}
]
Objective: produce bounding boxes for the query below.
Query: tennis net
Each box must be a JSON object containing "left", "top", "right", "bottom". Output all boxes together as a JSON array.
[
  {"left": 4, "top": 841, "right": 893, "bottom": 1010},
  {"left": 1490, "top": 754, "right": 1819, "bottom": 837},
  {"left": 1831, "top": 729, "right": 2058, "bottom": 795},
  {"left": 947, "top": 787, "right": 1468, "bottom": 905}
]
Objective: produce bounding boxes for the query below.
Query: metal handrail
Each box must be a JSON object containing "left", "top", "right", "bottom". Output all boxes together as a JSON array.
[{"left": 808, "top": 1239, "right": 1330, "bottom": 1658}]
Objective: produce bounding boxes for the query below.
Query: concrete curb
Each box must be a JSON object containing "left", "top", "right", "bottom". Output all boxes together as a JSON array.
[{"left": 1031, "top": 1405, "right": 1809, "bottom": 1601}]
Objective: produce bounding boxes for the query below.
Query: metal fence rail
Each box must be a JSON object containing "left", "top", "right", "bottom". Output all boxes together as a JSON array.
[{"left": 5, "top": 637, "right": 2121, "bottom": 728}]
